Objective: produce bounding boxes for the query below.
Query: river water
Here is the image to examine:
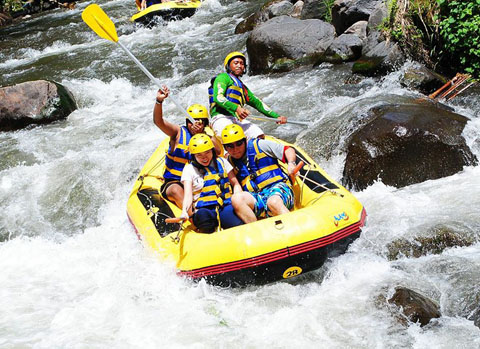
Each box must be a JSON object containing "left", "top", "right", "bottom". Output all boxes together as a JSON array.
[{"left": 1, "top": 0, "right": 480, "bottom": 347}]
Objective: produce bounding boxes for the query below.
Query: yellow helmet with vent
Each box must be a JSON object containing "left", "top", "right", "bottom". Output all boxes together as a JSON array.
[
  {"left": 187, "top": 104, "right": 209, "bottom": 120},
  {"left": 224, "top": 51, "right": 246, "bottom": 71},
  {"left": 221, "top": 124, "right": 245, "bottom": 144},
  {"left": 189, "top": 134, "right": 214, "bottom": 154}
]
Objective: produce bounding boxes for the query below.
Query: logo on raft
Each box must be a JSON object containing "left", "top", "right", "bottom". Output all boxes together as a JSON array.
[
  {"left": 333, "top": 212, "right": 349, "bottom": 226},
  {"left": 283, "top": 266, "right": 302, "bottom": 279}
]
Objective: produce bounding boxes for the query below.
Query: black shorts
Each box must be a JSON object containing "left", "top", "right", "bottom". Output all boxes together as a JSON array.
[{"left": 159, "top": 179, "right": 183, "bottom": 200}]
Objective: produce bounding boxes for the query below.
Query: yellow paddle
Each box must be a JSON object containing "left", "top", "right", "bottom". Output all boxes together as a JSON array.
[{"left": 81, "top": 4, "right": 195, "bottom": 124}]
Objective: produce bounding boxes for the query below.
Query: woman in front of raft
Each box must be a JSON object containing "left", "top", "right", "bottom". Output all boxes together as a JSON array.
[{"left": 180, "top": 133, "right": 245, "bottom": 233}]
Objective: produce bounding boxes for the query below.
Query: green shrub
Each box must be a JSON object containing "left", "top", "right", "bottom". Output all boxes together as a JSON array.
[
  {"left": 379, "top": 0, "right": 435, "bottom": 65},
  {"left": 3, "top": 0, "right": 25, "bottom": 12},
  {"left": 437, "top": 0, "right": 480, "bottom": 77},
  {"left": 322, "top": 0, "right": 335, "bottom": 23}
]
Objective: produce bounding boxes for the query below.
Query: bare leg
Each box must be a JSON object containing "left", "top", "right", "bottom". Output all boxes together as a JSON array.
[
  {"left": 266, "top": 195, "right": 289, "bottom": 216},
  {"left": 231, "top": 192, "right": 257, "bottom": 223},
  {"left": 165, "top": 183, "right": 184, "bottom": 210}
]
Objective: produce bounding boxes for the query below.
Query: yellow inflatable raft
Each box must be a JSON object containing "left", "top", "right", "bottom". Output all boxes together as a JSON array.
[
  {"left": 127, "top": 136, "right": 366, "bottom": 286},
  {"left": 130, "top": 0, "right": 202, "bottom": 25}
]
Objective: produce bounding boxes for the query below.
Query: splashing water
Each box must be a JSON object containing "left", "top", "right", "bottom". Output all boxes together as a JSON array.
[{"left": 1, "top": 0, "right": 479, "bottom": 347}]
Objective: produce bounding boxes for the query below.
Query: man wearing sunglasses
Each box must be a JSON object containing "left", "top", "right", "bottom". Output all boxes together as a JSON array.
[
  {"left": 221, "top": 124, "right": 297, "bottom": 223},
  {"left": 153, "top": 86, "right": 221, "bottom": 209},
  {"left": 208, "top": 51, "right": 288, "bottom": 140}
]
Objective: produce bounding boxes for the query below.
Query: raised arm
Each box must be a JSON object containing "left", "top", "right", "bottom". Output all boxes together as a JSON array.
[{"left": 153, "top": 86, "right": 180, "bottom": 139}]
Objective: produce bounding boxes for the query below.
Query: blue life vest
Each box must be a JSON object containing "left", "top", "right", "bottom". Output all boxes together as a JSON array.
[
  {"left": 195, "top": 158, "right": 233, "bottom": 209},
  {"left": 163, "top": 126, "right": 191, "bottom": 181},
  {"left": 208, "top": 73, "right": 249, "bottom": 115},
  {"left": 230, "top": 139, "right": 288, "bottom": 192}
]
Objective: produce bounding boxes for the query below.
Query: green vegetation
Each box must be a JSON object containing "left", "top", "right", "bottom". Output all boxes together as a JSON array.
[
  {"left": 437, "top": 0, "right": 480, "bottom": 76},
  {"left": 380, "top": 0, "right": 438, "bottom": 67},
  {"left": 322, "top": 0, "right": 335, "bottom": 23},
  {"left": 2, "top": 0, "right": 24, "bottom": 12},
  {"left": 381, "top": 0, "right": 480, "bottom": 78}
]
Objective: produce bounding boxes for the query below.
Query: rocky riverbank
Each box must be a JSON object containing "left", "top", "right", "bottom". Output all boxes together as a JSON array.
[
  {"left": 0, "top": 0, "right": 75, "bottom": 27},
  {"left": 238, "top": 0, "right": 479, "bottom": 80}
]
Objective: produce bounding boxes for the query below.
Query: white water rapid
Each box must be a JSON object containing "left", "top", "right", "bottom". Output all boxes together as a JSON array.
[{"left": 1, "top": 0, "right": 479, "bottom": 347}]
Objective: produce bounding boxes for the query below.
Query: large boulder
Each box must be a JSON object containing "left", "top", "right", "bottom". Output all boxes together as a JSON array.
[
  {"left": 318, "top": 21, "right": 367, "bottom": 64},
  {"left": 300, "top": 0, "right": 329, "bottom": 20},
  {"left": 331, "top": 0, "right": 381, "bottom": 35},
  {"left": 290, "top": 0, "right": 304, "bottom": 18},
  {"left": 400, "top": 63, "right": 448, "bottom": 95},
  {"left": 344, "top": 20, "right": 368, "bottom": 42},
  {"left": 246, "top": 15, "right": 335, "bottom": 74},
  {"left": 0, "top": 80, "right": 77, "bottom": 131},
  {"left": 367, "top": 1, "right": 388, "bottom": 31},
  {"left": 235, "top": 0, "right": 292, "bottom": 34},
  {"left": 387, "top": 224, "right": 477, "bottom": 261},
  {"left": 321, "top": 33, "right": 363, "bottom": 63},
  {"left": 388, "top": 287, "right": 441, "bottom": 327},
  {"left": 352, "top": 35, "right": 406, "bottom": 76},
  {"left": 342, "top": 100, "right": 478, "bottom": 190}
]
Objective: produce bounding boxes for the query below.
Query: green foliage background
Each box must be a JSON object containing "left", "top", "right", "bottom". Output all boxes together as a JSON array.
[
  {"left": 382, "top": 0, "right": 480, "bottom": 78},
  {"left": 2, "top": 0, "right": 24, "bottom": 12},
  {"left": 437, "top": 0, "right": 480, "bottom": 77}
]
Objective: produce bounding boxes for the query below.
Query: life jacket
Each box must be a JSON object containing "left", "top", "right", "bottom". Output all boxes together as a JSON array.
[
  {"left": 163, "top": 126, "right": 191, "bottom": 181},
  {"left": 230, "top": 139, "right": 288, "bottom": 193},
  {"left": 194, "top": 158, "right": 233, "bottom": 209},
  {"left": 208, "top": 73, "right": 249, "bottom": 116}
]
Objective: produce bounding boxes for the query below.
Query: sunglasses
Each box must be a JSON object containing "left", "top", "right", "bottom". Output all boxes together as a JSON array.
[{"left": 224, "top": 140, "right": 245, "bottom": 149}]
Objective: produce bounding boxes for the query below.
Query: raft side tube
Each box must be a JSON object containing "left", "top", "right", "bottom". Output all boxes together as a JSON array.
[{"left": 180, "top": 208, "right": 367, "bottom": 287}]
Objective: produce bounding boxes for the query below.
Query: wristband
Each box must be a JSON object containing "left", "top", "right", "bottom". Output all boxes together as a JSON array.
[{"left": 156, "top": 99, "right": 163, "bottom": 105}]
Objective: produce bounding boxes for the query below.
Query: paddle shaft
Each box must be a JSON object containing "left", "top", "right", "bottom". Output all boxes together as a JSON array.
[
  {"left": 249, "top": 115, "right": 310, "bottom": 126},
  {"left": 116, "top": 42, "right": 196, "bottom": 124}
]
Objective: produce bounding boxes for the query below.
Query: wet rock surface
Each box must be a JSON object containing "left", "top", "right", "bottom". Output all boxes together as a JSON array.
[
  {"left": 353, "top": 38, "right": 406, "bottom": 76},
  {"left": 321, "top": 33, "right": 363, "bottom": 63},
  {"left": 0, "top": 80, "right": 77, "bottom": 131},
  {"left": 387, "top": 225, "right": 477, "bottom": 261},
  {"left": 400, "top": 63, "right": 448, "bottom": 95},
  {"left": 300, "top": 0, "right": 329, "bottom": 20},
  {"left": 246, "top": 15, "right": 335, "bottom": 74},
  {"left": 388, "top": 287, "right": 441, "bottom": 327},
  {"left": 235, "top": 0, "right": 288, "bottom": 34},
  {"left": 342, "top": 100, "right": 478, "bottom": 190},
  {"left": 331, "top": 0, "right": 381, "bottom": 35}
]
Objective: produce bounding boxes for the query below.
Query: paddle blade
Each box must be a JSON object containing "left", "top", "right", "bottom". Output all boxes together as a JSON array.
[{"left": 82, "top": 4, "right": 118, "bottom": 42}]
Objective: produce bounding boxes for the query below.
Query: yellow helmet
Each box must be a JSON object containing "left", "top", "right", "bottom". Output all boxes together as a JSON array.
[
  {"left": 221, "top": 124, "right": 245, "bottom": 144},
  {"left": 187, "top": 104, "right": 209, "bottom": 120},
  {"left": 224, "top": 51, "right": 246, "bottom": 71},
  {"left": 189, "top": 133, "right": 214, "bottom": 154}
]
